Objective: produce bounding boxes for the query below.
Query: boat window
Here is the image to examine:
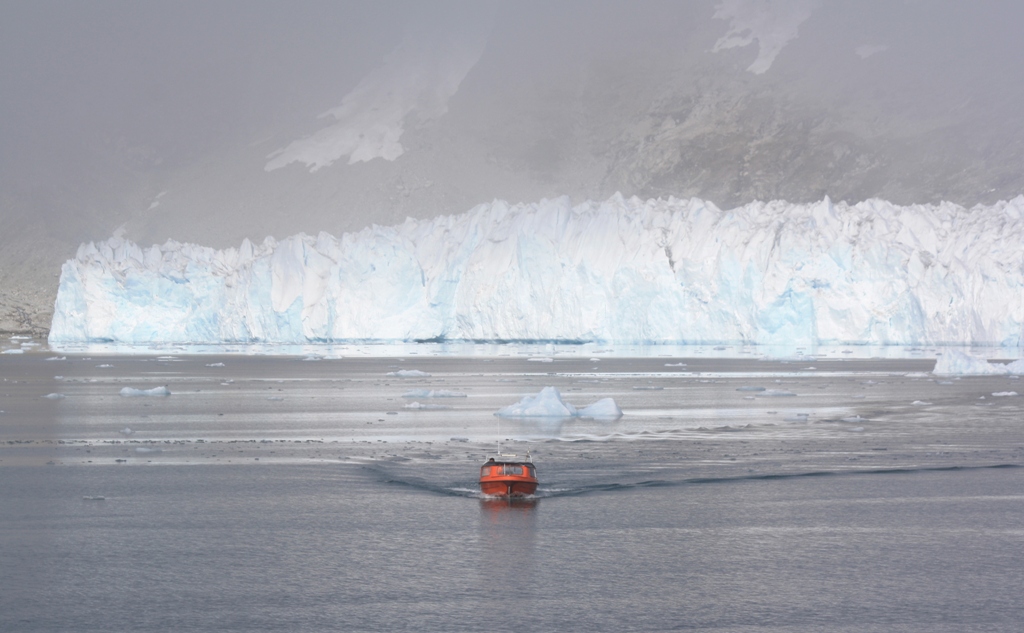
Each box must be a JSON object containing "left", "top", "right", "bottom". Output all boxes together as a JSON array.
[
  {"left": 503, "top": 464, "right": 523, "bottom": 475},
  {"left": 481, "top": 466, "right": 493, "bottom": 476},
  {"left": 526, "top": 465, "right": 536, "bottom": 477}
]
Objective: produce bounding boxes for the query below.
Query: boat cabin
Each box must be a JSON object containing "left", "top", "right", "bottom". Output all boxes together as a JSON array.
[{"left": 479, "top": 453, "right": 539, "bottom": 497}]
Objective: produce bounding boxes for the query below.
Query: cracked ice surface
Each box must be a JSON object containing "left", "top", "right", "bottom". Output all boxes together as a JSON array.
[{"left": 49, "top": 195, "right": 1024, "bottom": 347}]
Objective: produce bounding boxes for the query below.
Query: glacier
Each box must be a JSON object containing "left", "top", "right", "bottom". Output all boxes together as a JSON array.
[{"left": 49, "top": 194, "right": 1024, "bottom": 347}]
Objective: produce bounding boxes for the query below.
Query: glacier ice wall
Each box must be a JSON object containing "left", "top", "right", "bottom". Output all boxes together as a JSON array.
[{"left": 49, "top": 195, "right": 1024, "bottom": 346}]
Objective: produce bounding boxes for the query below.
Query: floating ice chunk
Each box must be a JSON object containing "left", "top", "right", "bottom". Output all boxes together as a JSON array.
[
  {"left": 911, "top": 400, "right": 932, "bottom": 406},
  {"left": 578, "top": 398, "right": 623, "bottom": 420},
  {"left": 495, "top": 386, "right": 622, "bottom": 420},
  {"left": 206, "top": 362, "right": 225, "bottom": 367},
  {"left": 119, "top": 427, "right": 134, "bottom": 435},
  {"left": 387, "top": 370, "right": 431, "bottom": 377},
  {"left": 758, "top": 389, "right": 796, "bottom": 397},
  {"left": 632, "top": 386, "right": 663, "bottom": 390},
  {"left": 43, "top": 393, "right": 66, "bottom": 399},
  {"left": 665, "top": 362, "right": 686, "bottom": 367},
  {"left": 992, "top": 391, "right": 1018, "bottom": 397},
  {"left": 82, "top": 496, "right": 106, "bottom": 501},
  {"left": 736, "top": 386, "right": 766, "bottom": 392},
  {"left": 842, "top": 415, "right": 866, "bottom": 422},
  {"left": 403, "top": 401, "right": 452, "bottom": 410},
  {"left": 95, "top": 364, "right": 113, "bottom": 368},
  {"left": 2, "top": 349, "right": 24, "bottom": 354},
  {"left": 134, "top": 447, "right": 162, "bottom": 453},
  {"left": 120, "top": 386, "right": 171, "bottom": 397},
  {"left": 933, "top": 350, "right": 1009, "bottom": 375},
  {"left": 44, "top": 356, "right": 66, "bottom": 361},
  {"left": 402, "top": 389, "right": 466, "bottom": 398},
  {"left": 495, "top": 386, "right": 578, "bottom": 418},
  {"left": 527, "top": 357, "right": 553, "bottom": 363},
  {"left": 267, "top": 396, "right": 284, "bottom": 401},
  {"left": 589, "top": 358, "right": 601, "bottom": 362}
]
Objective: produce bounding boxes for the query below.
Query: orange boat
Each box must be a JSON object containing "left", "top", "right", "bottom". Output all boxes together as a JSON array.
[{"left": 479, "top": 453, "right": 538, "bottom": 497}]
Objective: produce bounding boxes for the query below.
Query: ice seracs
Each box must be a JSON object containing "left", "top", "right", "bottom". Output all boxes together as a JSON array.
[{"left": 49, "top": 194, "right": 1024, "bottom": 347}]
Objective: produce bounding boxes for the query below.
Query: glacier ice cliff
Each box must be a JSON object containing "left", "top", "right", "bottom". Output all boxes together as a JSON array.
[{"left": 49, "top": 195, "right": 1024, "bottom": 347}]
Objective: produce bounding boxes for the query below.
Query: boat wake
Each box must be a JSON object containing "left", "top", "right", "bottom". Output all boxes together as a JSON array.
[{"left": 364, "top": 462, "right": 1021, "bottom": 499}]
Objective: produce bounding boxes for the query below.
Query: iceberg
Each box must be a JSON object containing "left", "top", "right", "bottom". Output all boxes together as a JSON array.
[
  {"left": 495, "top": 386, "right": 622, "bottom": 420},
  {"left": 49, "top": 194, "right": 1024, "bottom": 347},
  {"left": 932, "top": 350, "right": 1024, "bottom": 376}
]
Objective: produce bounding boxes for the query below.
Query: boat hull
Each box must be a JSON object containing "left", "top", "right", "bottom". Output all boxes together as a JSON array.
[{"left": 479, "top": 478, "right": 538, "bottom": 497}]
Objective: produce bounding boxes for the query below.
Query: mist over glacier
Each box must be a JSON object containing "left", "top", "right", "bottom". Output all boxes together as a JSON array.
[{"left": 50, "top": 194, "right": 1024, "bottom": 347}]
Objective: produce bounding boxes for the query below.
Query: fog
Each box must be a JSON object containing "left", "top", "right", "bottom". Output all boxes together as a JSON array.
[{"left": 2, "top": 0, "right": 1024, "bottom": 333}]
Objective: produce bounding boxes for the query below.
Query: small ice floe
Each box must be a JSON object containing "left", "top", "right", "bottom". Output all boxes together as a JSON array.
[
  {"left": 402, "top": 389, "right": 466, "bottom": 398},
  {"left": 911, "top": 400, "right": 932, "bottom": 406},
  {"left": 205, "top": 362, "right": 225, "bottom": 367},
  {"left": 266, "top": 396, "right": 284, "bottom": 401},
  {"left": 589, "top": 358, "right": 601, "bottom": 362},
  {"left": 527, "top": 357, "right": 553, "bottom": 362},
  {"left": 386, "top": 369, "right": 431, "bottom": 377},
  {"left": 54, "top": 375, "right": 63, "bottom": 380},
  {"left": 665, "top": 362, "right": 686, "bottom": 367},
  {"left": 992, "top": 391, "right": 1018, "bottom": 397},
  {"left": 937, "top": 380, "right": 954, "bottom": 385},
  {"left": 842, "top": 415, "right": 866, "bottom": 423},
  {"left": 301, "top": 356, "right": 322, "bottom": 361},
  {"left": 82, "top": 496, "right": 106, "bottom": 501},
  {"left": 120, "top": 386, "right": 171, "bottom": 397},
  {"left": 632, "top": 386, "right": 663, "bottom": 390},
  {"left": 742, "top": 395, "right": 755, "bottom": 400},
  {"left": 119, "top": 427, "right": 134, "bottom": 436},
  {"left": 44, "top": 356, "right": 66, "bottom": 361},
  {"left": 495, "top": 386, "right": 622, "bottom": 420},
  {"left": 736, "top": 386, "right": 766, "bottom": 392},
  {"left": 404, "top": 402, "right": 452, "bottom": 410},
  {"left": 784, "top": 413, "right": 810, "bottom": 422},
  {"left": 43, "top": 393, "right": 66, "bottom": 399},
  {"left": 848, "top": 427, "right": 865, "bottom": 432},
  {"left": 134, "top": 447, "right": 162, "bottom": 453},
  {"left": 96, "top": 364, "right": 113, "bottom": 368},
  {"left": 450, "top": 437, "right": 469, "bottom": 442},
  {"left": 1, "top": 349, "right": 24, "bottom": 354},
  {"left": 852, "top": 394, "right": 865, "bottom": 399},
  {"left": 757, "top": 389, "right": 796, "bottom": 397}
]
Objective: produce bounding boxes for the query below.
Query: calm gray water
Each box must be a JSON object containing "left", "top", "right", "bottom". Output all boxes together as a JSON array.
[{"left": 2, "top": 352, "right": 1023, "bottom": 632}]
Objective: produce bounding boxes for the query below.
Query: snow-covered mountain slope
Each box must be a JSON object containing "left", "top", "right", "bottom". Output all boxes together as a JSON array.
[{"left": 49, "top": 195, "right": 1024, "bottom": 346}]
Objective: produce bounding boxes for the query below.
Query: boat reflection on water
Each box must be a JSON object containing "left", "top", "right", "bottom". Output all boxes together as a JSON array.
[{"left": 479, "top": 492, "right": 538, "bottom": 588}]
